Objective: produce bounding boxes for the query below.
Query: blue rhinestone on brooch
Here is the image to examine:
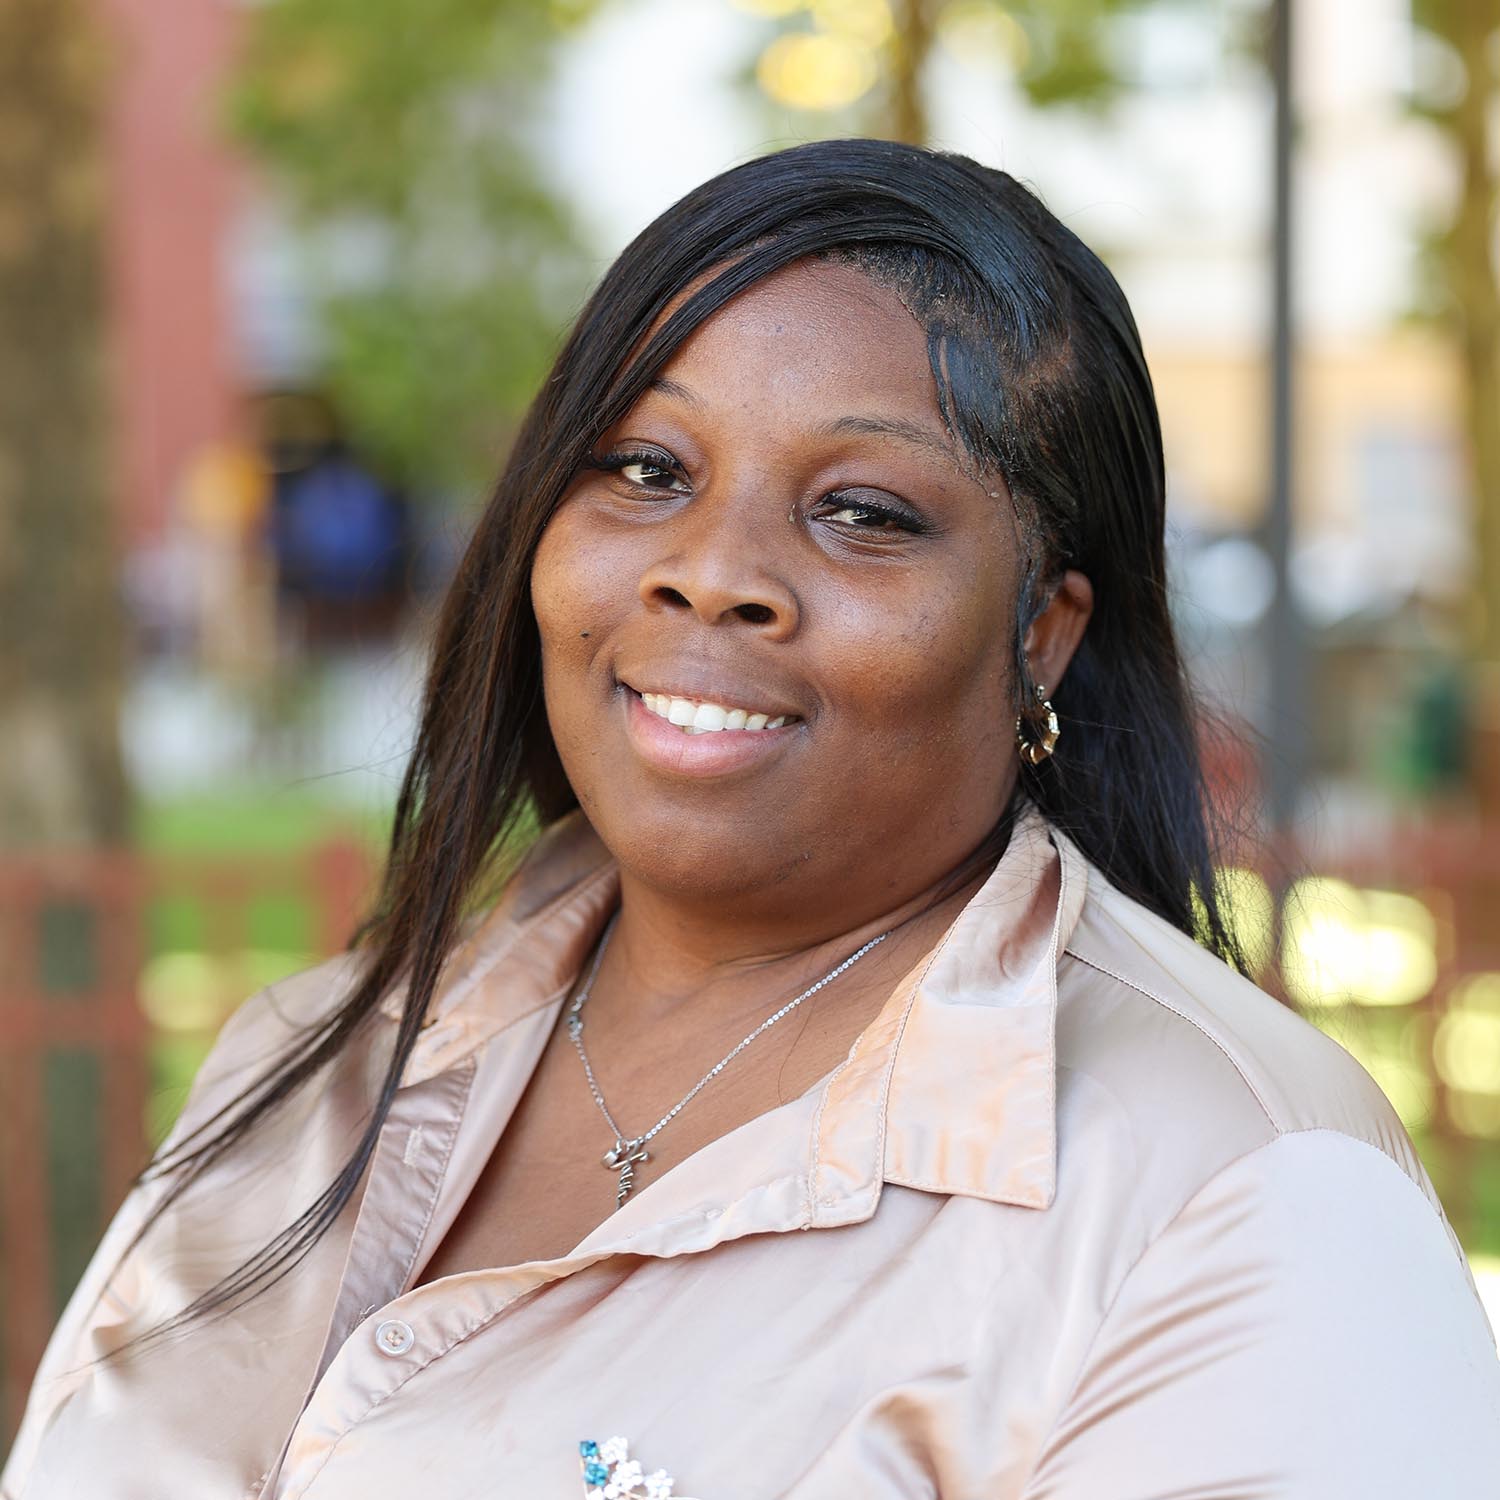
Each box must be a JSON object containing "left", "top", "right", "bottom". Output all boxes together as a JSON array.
[{"left": 576, "top": 1435, "right": 698, "bottom": 1499}]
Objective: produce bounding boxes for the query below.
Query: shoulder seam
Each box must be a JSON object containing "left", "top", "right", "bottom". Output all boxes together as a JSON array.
[{"left": 1062, "top": 944, "right": 1280, "bottom": 1133}]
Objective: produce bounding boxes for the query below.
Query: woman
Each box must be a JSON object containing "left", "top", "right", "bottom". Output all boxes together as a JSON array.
[{"left": 6, "top": 138, "right": 1498, "bottom": 1499}]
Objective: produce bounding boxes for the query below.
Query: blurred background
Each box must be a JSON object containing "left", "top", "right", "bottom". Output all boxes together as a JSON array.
[{"left": 2, "top": 0, "right": 1498, "bottom": 1454}]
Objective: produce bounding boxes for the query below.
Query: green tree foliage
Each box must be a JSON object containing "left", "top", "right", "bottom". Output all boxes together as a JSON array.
[
  {"left": 228, "top": 0, "right": 600, "bottom": 496},
  {"left": 744, "top": 0, "right": 1155, "bottom": 147},
  {"left": 1001, "top": 0, "right": 1147, "bottom": 109}
]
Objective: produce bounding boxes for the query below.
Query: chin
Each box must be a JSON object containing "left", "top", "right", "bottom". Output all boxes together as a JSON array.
[{"left": 591, "top": 802, "right": 809, "bottom": 902}]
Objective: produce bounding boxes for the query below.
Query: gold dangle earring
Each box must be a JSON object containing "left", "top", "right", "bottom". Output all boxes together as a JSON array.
[{"left": 1016, "top": 681, "right": 1061, "bottom": 765}]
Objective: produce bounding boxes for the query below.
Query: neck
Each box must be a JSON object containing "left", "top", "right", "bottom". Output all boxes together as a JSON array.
[{"left": 594, "top": 818, "right": 1011, "bottom": 1033}]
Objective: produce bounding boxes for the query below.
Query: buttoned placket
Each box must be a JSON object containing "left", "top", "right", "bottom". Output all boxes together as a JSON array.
[
  {"left": 256, "top": 963, "right": 564, "bottom": 1497},
  {"left": 251, "top": 1058, "right": 470, "bottom": 1497},
  {"left": 313, "top": 1059, "right": 478, "bottom": 1385},
  {"left": 257, "top": 989, "right": 892, "bottom": 1499}
]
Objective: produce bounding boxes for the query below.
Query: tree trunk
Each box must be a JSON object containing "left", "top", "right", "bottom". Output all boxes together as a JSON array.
[
  {"left": 1431, "top": 6, "right": 1500, "bottom": 813},
  {"left": 886, "top": 0, "right": 936, "bottom": 146},
  {"left": 0, "top": 0, "right": 132, "bottom": 848}
]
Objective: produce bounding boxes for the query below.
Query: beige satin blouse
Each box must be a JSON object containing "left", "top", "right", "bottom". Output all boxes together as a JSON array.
[{"left": 6, "top": 803, "right": 1500, "bottom": 1499}]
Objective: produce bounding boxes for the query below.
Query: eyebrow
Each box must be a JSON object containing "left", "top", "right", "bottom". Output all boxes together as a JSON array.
[
  {"left": 817, "top": 414, "right": 960, "bottom": 466},
  {"left": 645, "top": 377, "right": 964, "bottom": 469},
  {"left": 646, "top": 376, "right": 704, "bottom": 409}
]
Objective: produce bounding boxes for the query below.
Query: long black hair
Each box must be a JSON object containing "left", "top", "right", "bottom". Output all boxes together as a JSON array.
[{"left": 106, "top": 137, "right": 1250, "bottom": 1354}]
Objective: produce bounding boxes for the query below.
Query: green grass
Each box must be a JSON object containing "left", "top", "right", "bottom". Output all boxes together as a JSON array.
[
  {"left": 131, "top": 789, "right": 396, "bottom": 1142},
  {"left": 137, "top": 787, "right": 395, "bottom": 856}
]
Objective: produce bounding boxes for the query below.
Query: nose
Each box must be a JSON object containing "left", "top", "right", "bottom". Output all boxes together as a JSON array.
[{"left": 637, "top": 501, "right": 799, "bottom": 638}]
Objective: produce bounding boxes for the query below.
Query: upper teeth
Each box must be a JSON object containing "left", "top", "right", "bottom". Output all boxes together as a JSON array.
[{"left": 638, "top": 692, "right": 792, "bottom": 734}]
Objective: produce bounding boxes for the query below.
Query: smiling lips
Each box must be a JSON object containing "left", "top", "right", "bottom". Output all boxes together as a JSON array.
[{"left": 636, "top": 690, "right": 798, "bottom": 736}]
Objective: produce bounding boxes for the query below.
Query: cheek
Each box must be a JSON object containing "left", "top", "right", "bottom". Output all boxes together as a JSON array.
[
  {"left": 831, "top": 580, "right": 1013, "bottom": 741},
  {"left": 529, "top": 519, "right": 576, "bottom": 667},
  {"left": 530, "top": 508, "right": 617, "bottom": 673}
]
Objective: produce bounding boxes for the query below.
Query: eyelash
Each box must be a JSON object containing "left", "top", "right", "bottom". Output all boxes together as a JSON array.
[{"left": 585, "top": 447, "right": 930, "bottom": 536}]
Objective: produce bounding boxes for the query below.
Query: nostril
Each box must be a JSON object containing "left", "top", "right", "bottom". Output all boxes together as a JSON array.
[
  {"left": 735, "top": 603, "right": 774, "bottom": 626},
  {"left": 656, "top": 587, "right": 691, "bottom": 608}
]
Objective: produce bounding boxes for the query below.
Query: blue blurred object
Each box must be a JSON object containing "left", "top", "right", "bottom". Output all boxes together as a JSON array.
[{"left": 271, "top": 447, "right": 408, "bottom": 603}]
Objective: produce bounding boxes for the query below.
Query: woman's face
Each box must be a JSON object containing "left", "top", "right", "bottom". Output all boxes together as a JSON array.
[{"left": 531, "top": 258, "right": 1050, "bottom": 916}]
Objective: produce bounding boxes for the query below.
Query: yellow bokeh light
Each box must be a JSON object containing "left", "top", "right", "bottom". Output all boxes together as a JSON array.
[
  {"left": 1451, "top": 971, "right": 1500, "bottom": 1011},
  {"left": 1364, "top": 888, "right": 1437, "bottom": 945},
  {"left": 1280, "top": 877, "right": 1437, "bottom": 1011},
  {"left": 1359, "top": 889, "right": 1438, "bottom": 1007},
  {"left": 1448, "top": 1089, "right": 1500, "bottom": 1139},
  {"left": 811, "top": 0, "right": 894, "bottom": 47},
  {"left": 1435, "top": 1010, "right": 1500, "bottom": 1095},
  {"left": 139, "top": 952, "right": 233, "bottom": 1033},
  {"left": 1281, "top": 876, "right": 1363, "bottom": 1009},
  {"left": 732, "top": 0, "right": 808, "bottom": 15},
  {"left": 1359, "top": 923, "right": 1438, "bottom": 1007},
  {"left": 757, "top": 32, "right": 878, "bottom": 111},
  {"left": 935, "top": 0, "right": 1030, "bottom": 71},
  {"left": 139, "top": 949, "right": 314, "bottom": 1033},
  {"left": 1434, "top": 972, "right": 1500, "bottom": 1100}
]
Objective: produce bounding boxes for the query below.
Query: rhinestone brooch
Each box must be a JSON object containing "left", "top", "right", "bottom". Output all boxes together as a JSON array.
[{"left": 578, "top": 1436, "right": 699, "bottom": 1499}]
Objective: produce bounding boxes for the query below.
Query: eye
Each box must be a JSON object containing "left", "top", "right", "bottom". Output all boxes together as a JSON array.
[
  {"left": 817, "top": 491, "right": 928, "bottom": 534},
  {"left": 587, "top": 446, "right": 690, "bottom": 494}
]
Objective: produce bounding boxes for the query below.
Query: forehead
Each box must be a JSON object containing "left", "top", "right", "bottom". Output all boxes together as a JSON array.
[{"left": 640, "top": 258, "right": 937, "bottom": 415}]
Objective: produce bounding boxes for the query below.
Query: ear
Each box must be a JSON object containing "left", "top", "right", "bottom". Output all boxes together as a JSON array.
[{"left": 1021, "top": 569, "right": 1094, "bottom": 695}]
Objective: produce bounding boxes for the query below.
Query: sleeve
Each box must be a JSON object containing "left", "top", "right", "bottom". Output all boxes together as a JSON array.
[
  {"left": 0, "top": 952, "right": 361, "bottom": 1497},
  {"left": 1019, "top": 1129, "right": 1500, "bottom": 1500}
]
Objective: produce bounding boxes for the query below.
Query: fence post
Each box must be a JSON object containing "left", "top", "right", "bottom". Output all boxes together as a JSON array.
[
  {"left": 0, "top": 871, "right": 52, "bottom": 1445},
  {"left": 312, "top": 838, "right": 374, "bottom": 957}
]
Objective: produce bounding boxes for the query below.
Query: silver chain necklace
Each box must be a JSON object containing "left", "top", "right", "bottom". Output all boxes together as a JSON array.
[{"left": 565, "top": 912, "right": 890, "bottom": 1208}]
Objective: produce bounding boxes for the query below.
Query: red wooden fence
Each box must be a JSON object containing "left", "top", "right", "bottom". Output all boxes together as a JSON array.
[{"left": 0, "top": 840, "right": 374, "bottom": 1449}]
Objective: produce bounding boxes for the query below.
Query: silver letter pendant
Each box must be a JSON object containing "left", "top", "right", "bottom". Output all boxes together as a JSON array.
[{"left": 602, "top": 1139, "right": 649, "bottom": 1207}]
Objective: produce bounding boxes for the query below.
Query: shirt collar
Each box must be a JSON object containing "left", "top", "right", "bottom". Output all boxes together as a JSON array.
[
  {"left": 381, "top": 798, "right": 1087, "bottom": 1216},
  {"left": 810, "top": 800, "right": 1087, "bottom": 1220}
]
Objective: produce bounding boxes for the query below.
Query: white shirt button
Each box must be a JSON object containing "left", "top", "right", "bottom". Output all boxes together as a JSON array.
[{"left": 374, "top": 1318, "right": 414, "bottom": 1356}]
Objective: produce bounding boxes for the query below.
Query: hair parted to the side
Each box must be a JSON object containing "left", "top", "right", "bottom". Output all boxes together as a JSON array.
[{"left": 98, "top": 137, "right": 1251, "bottom": 1359}]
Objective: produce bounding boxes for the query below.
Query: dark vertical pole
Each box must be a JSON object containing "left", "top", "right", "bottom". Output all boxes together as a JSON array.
[{"left": 1266, "top": 0, "right": 1303, "bottom": 836}]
